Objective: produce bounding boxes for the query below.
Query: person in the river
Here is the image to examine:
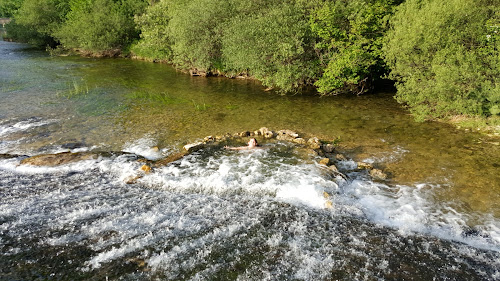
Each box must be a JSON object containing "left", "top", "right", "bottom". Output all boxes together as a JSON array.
[{"left": 224, "top": 138, "right": 260, "bottom": 150}]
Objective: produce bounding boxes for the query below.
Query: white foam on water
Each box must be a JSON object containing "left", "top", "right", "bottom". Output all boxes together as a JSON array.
[
  {"left": 341, "top": 179, "right": 500, "bottom": 252},
  {"left": 122, "top": 136, "right": 168, "bottom": 160},
  {"left": 0, "top": 117, "right": 57, "bottom": 137},
  {"left": 1, "top": 140, "right": 500, "bottom": 279},
  {"left": 141, "top": 149, "right": 337, "bottom": 209}
]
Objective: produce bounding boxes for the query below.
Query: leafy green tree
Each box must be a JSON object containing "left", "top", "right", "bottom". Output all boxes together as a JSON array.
[
  {"left": 310, "top": 0, "right": 401, "bottom": 95},
  {"left": 55, "top": 0, "right": 147, "bottom": 53},
  {"left": 0, "top": 0, "right": 23, "bottom": 17},
  {"left": 9, "top": 0, "right": 69, "bottom": 46},
  {"left": 130, "top": 0, "right": 172, "bottom": 60},
  {"left": 384, "top": 0, "right": 499, "bottom": 121},
  {"left": 165, "top": 0, "right": 235, "bottom": 71},
  {"left": 222, "top": 0, "right": 319, "bottom": 92}
]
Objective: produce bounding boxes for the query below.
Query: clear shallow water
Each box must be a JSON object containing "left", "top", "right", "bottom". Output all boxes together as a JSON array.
[{"left": 1, "top": 40, "right": 500, "bottom": 280}]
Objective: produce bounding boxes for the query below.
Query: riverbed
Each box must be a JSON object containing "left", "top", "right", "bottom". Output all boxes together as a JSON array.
[{"left": 1, "top": 40, "right": 499, "bottom": 280}]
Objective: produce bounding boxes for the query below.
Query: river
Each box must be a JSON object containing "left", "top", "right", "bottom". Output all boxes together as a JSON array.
[{"left": 1, "top": 39, "right": 499, "bottom": 280}]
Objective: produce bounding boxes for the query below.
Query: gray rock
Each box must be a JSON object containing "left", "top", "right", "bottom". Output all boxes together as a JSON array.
[{"left": 322, "top": 143, "right": 335, "bottom": 153}]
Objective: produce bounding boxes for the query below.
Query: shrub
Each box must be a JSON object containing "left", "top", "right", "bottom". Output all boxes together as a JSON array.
[
  {"left": 130, "top": 0, "right": 172, "bottom": 60},
  {"left": 10, "top": 0, "right": 69, "bottom": 46},
  {"left": 55, "top": 0, "right": 147, "bottom": 53},
  {"left": 0, "top": 0, "right": 23, "bottom": 17},
  {"left": 383, "top": 0, "right": 500, "bottom": 121},
  {"left": 165, "top": 0, "right": 235, "bottom": 71},
  {"left": 310, "top": 0, "right": 401, "bottom": 95},
  {"left": 221, "top": 1, "right": 319, "bottom": 92}
]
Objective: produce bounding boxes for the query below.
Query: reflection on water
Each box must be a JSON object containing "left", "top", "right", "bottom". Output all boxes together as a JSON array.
[{"left": 1, "top": 40, "right": 500, "bottom": 279}]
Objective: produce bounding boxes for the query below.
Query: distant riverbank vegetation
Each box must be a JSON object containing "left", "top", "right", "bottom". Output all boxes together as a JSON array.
[{"left": 2, "top": 0, "right": 499, "bottom": 128}]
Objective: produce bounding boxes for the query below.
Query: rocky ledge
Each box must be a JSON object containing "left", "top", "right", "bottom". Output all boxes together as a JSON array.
[{"left": 15, "top": 127, "right": 388, "bottom": 182}]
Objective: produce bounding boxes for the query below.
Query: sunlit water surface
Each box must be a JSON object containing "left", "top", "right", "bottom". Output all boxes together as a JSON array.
[{"left": 1, "top": 40, "right": 500, "bottom": 280}]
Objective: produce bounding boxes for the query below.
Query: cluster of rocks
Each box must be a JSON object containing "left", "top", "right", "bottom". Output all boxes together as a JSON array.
[
  {"left": 182, "top": 127, "right": 387, "bottom": 181},
  {"left": 13, "top": 127, "right": 387, "bottom": 183}
]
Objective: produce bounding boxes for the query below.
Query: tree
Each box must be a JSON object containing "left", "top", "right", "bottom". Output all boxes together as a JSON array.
[
  {"left": 383, "top": 0, "right": 500, "bottom": 121},
  {"left": 309, "top": 0, "right": 402, "bottom": 95},
  {"left": 55, "top": 0, "right": 148, "bottom": 53},
  {"left": 222, "top": 0, "right": 319, "bottom": 92},
  {"left": 0, "top": 0, "right": 23, "bottom": 17},
  {"left": 130, "top": 0, "right": 172, "bottom": 60}
]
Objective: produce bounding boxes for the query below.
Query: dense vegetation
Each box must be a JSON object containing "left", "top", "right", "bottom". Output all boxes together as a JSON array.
[
  {"left": 3, "top": 0, "right": 500, "bottom": 123},
  {"left": 0, "top": 0, "right": 22, "bottom": 17},
  {"left": 384, "top": 0, "right": 499, "bottom": 121}
]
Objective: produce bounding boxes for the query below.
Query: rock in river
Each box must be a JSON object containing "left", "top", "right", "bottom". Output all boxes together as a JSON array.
[{"left": 19, "top": 152, "right": 99, "bottom": 166}]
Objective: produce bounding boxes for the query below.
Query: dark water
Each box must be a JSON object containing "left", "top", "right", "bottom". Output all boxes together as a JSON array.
[{"left": 1, "top": 40, "right": 499, "bottom": 280}]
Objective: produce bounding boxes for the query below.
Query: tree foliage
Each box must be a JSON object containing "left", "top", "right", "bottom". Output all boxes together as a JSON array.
[
  {"left": 7, "top": 0, "right": 499, "bottom": 123},
  {"left": 55, "top": 0, "right": 147, "bottom": 53},
  {"left": 221, "top": 1, "right": 319, "bottom": 92},
  {"left": 384, "top": 0, "right": 500, "bottom": 120},
  {"left": 6, "top": 0, "right": 68, "bottom": 46},
  {"left": 0, "top": 0, "right": 23, "bottom": 17},
  {"left": 130, "top": 0, "right": 172, "bottom": 60},
  {"left": 310, "top": 0, "right": 402, "bottom": 95}
]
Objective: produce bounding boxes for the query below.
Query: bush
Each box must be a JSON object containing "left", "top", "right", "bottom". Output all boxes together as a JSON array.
[
  {"left": 130, "top": 0, "right": 172, "bottom": 61},
  {"left": 222, "top": 1, "right": 319, "bottom": 92},
  {"left": 10, "top": 0, "right": 69, "bottom": 47},
  {"left": 310, "top": 0, "right": 401, "bottom": 95},
  {"left": 0, "top": 0, "right": 22, "bottom": 17},
  {"left": 383, "top": 0, "right": 500, "bottom": 121},
  {"left": 55, "top": 0, "right": 147, "bottom": 53},
  {"left": 166, "top": 0, "right": 235, "bottom": 71},
  {"left": 127, "top": 0, "right": 402, "bottom": 94}
]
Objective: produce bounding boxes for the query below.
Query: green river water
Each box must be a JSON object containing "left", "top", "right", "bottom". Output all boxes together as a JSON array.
[{"left": 1, "top": 38, "right": 500, "bottom": 280}]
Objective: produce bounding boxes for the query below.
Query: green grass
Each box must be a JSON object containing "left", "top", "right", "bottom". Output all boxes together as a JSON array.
[{"left": 57, "top": 79, "right": 90, "bottom": 99}]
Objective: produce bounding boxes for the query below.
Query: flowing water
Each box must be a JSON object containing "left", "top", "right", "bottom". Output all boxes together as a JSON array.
[{"left": 1, "top": 40, "right": 500, "bottom": 280}]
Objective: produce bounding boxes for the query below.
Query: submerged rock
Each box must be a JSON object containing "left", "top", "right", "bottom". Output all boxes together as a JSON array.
[
  {"left": 0, "top": 154, "right": 24, "bottom": 159},
  {"left": 19, "top": 152, "right": 99, "bottom": 166},
  {"left": 153, "top": 151, "right": 187, "bottom": 167},
  {"left": 61, "top": 142, "right": 86, "bottom": 150}
]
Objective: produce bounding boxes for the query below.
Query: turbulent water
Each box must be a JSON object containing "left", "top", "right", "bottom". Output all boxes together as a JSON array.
[{"left": 1, "top": 40, "right": 500, "bottom": 280}]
